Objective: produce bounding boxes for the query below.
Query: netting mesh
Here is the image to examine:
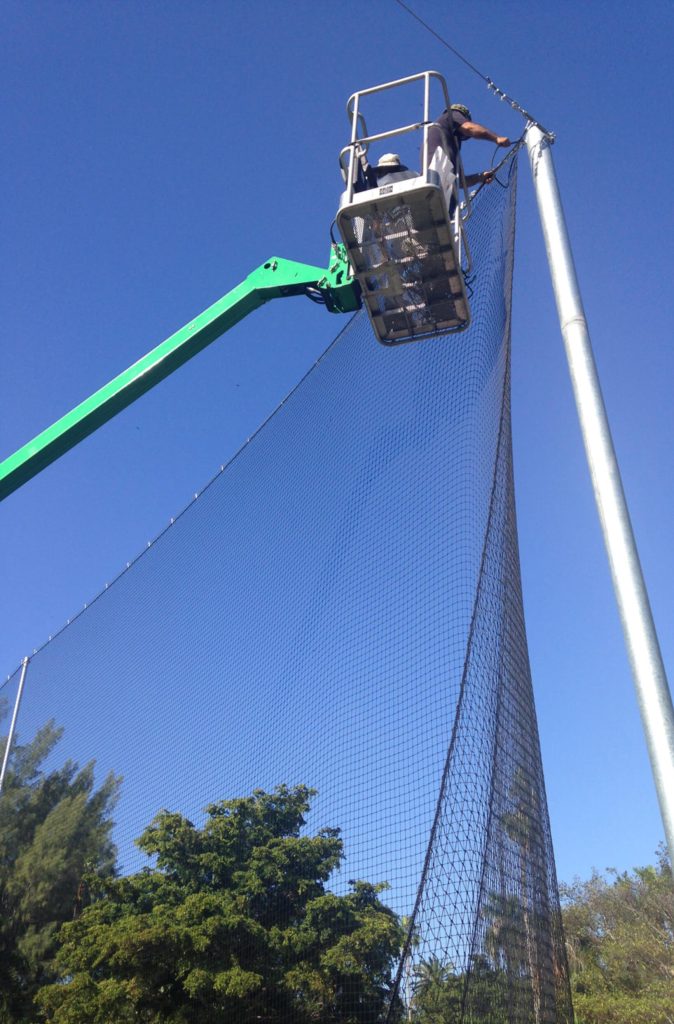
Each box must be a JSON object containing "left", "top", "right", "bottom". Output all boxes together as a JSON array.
[{"left": 1, "top": 158, "right": 573, "bottom": 1022}]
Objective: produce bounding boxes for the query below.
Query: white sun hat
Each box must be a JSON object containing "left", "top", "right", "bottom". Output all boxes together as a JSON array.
[{"left": 377, "top": 153, "right": 401, "bottom": 167}]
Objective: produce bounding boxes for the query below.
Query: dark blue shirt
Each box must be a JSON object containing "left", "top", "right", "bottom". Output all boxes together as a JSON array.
[
  {"left": 373, "top": 163, "right": 418, "bottom": 187},
  {"left": 426, "top": 109, "right": 468, "bottom": 168}
]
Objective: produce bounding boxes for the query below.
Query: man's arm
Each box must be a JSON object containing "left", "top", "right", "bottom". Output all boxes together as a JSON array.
[{"left": 458, "top": 121, "right": 511, "bottom": 147}]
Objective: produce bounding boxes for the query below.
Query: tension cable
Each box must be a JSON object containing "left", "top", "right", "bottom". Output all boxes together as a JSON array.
[{"left": 392, "top": 0, "right": 554, "bottom": 140}]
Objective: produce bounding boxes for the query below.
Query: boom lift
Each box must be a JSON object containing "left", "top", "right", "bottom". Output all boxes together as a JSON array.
[
  {"left": 0, "top": 251, "right": 359, "bottom": 501},
  {"left": 1, "top": 70, "right": 473, "bottom": 501}
]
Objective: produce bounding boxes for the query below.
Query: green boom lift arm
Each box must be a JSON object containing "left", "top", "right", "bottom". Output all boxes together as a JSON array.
[{"left": 0, "top": 246, "right": 361, "bottom": 502}]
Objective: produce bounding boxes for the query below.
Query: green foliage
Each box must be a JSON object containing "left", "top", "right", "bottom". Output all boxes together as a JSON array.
[
  {"left": 411, "top": 955, "right": 462, "bottom": 1024},
  {"left": 406, "top": 952, "right": 514, "bottom": 1024},
  {"left": 0, "top": 713, "right": 120, "bottom": 1022},
  {"left": 561, "top": 847, "right": 674, "bottom": 1024},
  {"left": 37, "top": 784, "right": 404, "bottom": 1023}
]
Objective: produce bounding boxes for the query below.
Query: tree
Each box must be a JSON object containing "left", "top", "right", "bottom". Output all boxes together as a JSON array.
[
  {"left": 500, "top": 767, "right": 548, "bottom": 1024},
  {"left": 561, "top": 847, "right": 674, "bottom": 1024},
  {"left": 0, "top": 710, "right": 120, "bottom": 1022},
  {"left": 399, "top": 914, "right": 420, "bottom": 1021},
  {"left": 481, "top": 890, "right": 528, "bottom": 1022},
  {"left": 37, "top": 784, "right": 404, "bottom": 1023},
  {"left": 461, "top": 953, "right": 509, "bottom": 1024},
  {"left": 411, "top": 955, "right": 462, "bottom": 1024}
]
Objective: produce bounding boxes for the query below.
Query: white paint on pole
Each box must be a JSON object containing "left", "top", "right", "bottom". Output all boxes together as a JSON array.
[{"left": 526, "top": 123, "right": 674, "bottom": 860}]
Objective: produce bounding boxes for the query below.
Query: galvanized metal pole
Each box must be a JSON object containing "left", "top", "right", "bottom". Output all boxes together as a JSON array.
[
  {"left": 525, "top": 123, "right": 674, "bottom": 859},
  {"left": 0, "top": 656, "right": 30, "bottom": 795}
]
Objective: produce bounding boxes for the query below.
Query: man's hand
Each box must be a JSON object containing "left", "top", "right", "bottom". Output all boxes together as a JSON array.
[
  {"left": 496, "top": 136, "right": 511, "bottom": 147},
  {"left": 465, "top": 170, "right": 495, "bottom": 186}
]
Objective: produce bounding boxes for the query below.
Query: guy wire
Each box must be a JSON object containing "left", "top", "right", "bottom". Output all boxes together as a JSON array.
[{"left": 392, "top": 0, "right": 555, "bottom": 139}]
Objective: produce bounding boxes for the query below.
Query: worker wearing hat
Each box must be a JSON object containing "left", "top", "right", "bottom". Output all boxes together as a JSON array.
[{"left": 371, "top": 153, "right": 419, "bottom": 187}]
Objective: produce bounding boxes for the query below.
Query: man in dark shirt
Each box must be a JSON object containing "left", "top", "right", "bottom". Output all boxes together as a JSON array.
[{"left": 426, "top": 103, "right": 511, "bottom": 186}]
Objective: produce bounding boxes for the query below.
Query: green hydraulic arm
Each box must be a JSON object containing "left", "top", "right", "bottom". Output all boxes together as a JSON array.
[{"left": 0, "top": 247, "right": 360, "bottom": 502}]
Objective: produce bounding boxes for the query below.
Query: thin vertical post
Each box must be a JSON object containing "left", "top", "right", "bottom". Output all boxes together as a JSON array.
[
  {"left": 422, "top": 72, "right": 430, "bottom": 176},
  {"left": 346, "top": 91, "right": 360, "bottom": 206},
  {"left": 525, "top": 122, "right": 674, "bottom": 859},
  {"left": 0, "top": 656, "right": 30, "bottom": 795}
]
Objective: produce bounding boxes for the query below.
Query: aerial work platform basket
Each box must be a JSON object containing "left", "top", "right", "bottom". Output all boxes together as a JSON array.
[{"left": 335, "top": 71, "right": 472, "bottom": 346}]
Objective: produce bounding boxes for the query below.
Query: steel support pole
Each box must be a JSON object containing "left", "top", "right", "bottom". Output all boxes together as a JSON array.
[
  {"left": 525, "top": 123, "right": 674, "bottom": 859},
  {"left": 0, "top": 656, "right": 29, "bottom": 795}
]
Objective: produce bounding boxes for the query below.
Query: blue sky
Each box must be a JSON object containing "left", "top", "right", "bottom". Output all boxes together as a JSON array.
[{"left": 2, "top": 0, "right": 673, "bottom": 887}]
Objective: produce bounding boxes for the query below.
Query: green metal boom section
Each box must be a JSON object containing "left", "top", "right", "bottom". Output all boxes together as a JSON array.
[{"left": 0, "top": 248, "right": 360, "bottom": 501}]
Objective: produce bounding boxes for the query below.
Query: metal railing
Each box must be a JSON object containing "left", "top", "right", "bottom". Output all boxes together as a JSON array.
[{"left": 338, "top": 71, "right": 472, "bottom": 267}]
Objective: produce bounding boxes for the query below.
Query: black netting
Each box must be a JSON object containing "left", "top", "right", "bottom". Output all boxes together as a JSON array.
[{"left": 0, "top": 156, "right": 573, "bottom": 1022}]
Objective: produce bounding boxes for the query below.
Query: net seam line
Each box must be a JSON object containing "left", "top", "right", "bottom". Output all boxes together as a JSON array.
[
  {"left": 459, "top": 343, "right": 513, "bottom": 1019},
  {"left": 502, "top": 431, "right": 575, "bottom": 1009},
  {"left": 385, "top": 276, "right": 515, "bottom": 1021}
]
